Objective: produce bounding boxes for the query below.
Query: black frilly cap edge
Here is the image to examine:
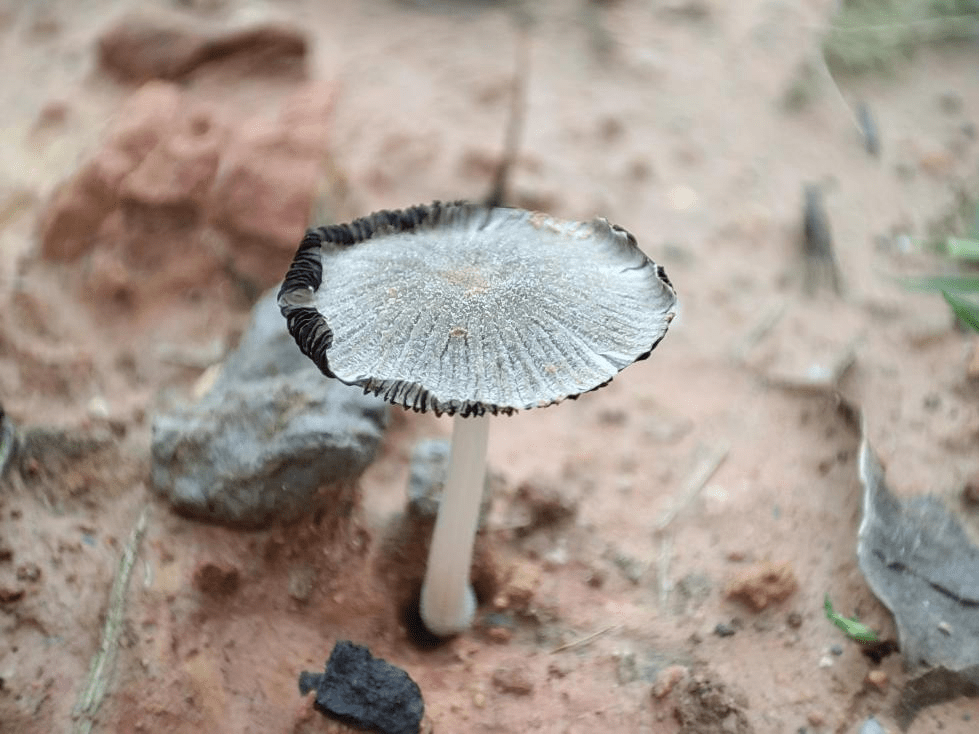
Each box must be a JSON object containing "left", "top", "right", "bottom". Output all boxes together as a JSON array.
[{"left": 277, "top": 200, "right": 675, "bottom": 417}]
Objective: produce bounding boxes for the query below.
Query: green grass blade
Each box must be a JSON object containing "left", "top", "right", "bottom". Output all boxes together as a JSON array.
[
  {"left": 899, "top": 273, "right": 979, "bottom": 293},
  {"left": 824, "top": 594, "right": 879, "bottom": 644},
  {"left": 946, "top": 238, "right": 979, "bottom": 262},
  {"left": 942, "top": 291, "right": 979, "bottom": 333}
]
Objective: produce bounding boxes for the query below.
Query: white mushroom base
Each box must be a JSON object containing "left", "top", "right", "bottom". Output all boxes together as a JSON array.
[{"left": 419, "top": 414, "right": 489, "bottom": 636}]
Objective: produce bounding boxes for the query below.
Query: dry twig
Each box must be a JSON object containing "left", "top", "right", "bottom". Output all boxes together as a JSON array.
[
  {"left": 72, "top": 507, "right": 149, "bottom": 734},
  {"left": 550, "top": 624, "right": 620, "bottom": 654}
]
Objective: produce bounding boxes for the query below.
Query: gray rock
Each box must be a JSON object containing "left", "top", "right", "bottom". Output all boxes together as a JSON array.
[
  {"left": 151, "top": 288, "right": 387, "bottom": 528},
  {"left": 857, "top": 429, "right": 979, "bottom": 727},
  {"left": 407, "top": 438, "right": 491, "bottom": 527}
]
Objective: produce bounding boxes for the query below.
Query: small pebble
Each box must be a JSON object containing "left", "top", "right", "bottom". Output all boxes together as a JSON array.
[
  {"left": 865, "top": 669, "right": 888, "bottom": 692},
  {"left": 481, "top": 613, "right": 515, "bottom": 644},
  {"left": 586, "top": 567, "right": 606, "bottom": 588},
  {"left": 486, "top": 626, "right": 513, "bottom": 644},
  {"left": 859, "top": 716, "right": 887, "bottom": 734},
  {"left": 714, "top": 623, "right": 736, "bottom": 638},
  {"left": 830, "top": 644, "right": 844, "bottom": 656},
  {"left": 652, "top": 665, "right": 688, "bottom": 699},
  {"left": 15, "top": 564, "right": 41, "bottom": 582},
  {"left": 87, "top": 396, "right": 110, "bottom": 420},
  {"left": 494, "top": 562, "right": 541, "bottom": 611},
  {"left": 807, "top": 711, "right": 825, "bottom": 727},
  {"left": 287, "top": 564, "right": 316, "bottom": 603},
  {"left": 787, "top": 611, "right": 803, "bottom": 629}
]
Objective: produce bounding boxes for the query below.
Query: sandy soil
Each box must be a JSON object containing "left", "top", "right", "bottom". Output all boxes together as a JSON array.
[{"left": 2, "top": 1, "right": 979, "bottom": 733}]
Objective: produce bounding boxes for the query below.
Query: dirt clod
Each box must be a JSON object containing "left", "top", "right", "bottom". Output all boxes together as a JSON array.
[
  {"left": 512, "top": 478, "right": 578, "bottom": 535},
  {"left": 193, "top": 561, "right": 240, "bottom": 597},
  {"left": 491, "top": 666, "right": 535, "bottom": 696},
  {"left": 672, "top": 673, "right": 752, "bottom": 734},
  {"left": 0, "top": 585, "right": 25, "bottom": 603},
  {"left": 724, "top": 561, "right": 798, "bottom": 611},
  {"left": 493, "top": 561, "right": 541, "bottom": 612},
  {"left": 652, "top": 665, "right": 689, "bottom": 699}
]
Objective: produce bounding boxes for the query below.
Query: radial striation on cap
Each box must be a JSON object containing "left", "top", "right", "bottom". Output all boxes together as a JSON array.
[{"left": 279, "top": 201, "right": 677, "bottom": 416}]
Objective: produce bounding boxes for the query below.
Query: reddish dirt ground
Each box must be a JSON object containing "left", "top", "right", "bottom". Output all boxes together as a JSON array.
[{"left": 2, "top": 1, "right": 979, "bottom": 733}]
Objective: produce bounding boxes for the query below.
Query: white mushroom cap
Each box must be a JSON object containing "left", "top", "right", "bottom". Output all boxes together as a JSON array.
[{"left": 278, "top": 201, "right": 676, "bottom": 415}]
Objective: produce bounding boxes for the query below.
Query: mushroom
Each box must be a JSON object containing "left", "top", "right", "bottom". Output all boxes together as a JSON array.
[{"left": 278, "top": 201, "right": 677, "bottom": 636}]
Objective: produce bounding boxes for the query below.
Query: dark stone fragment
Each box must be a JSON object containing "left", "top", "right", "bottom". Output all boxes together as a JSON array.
[
  {"left": 300, "top": 641, "right": 424, "bottom": 734},
  {"left": 856, "top": 101, "right": 880, "bottom": 156},
  {"left": 714, "top": 623, "right": 736, "bottom": 638},
  {"left": 801, "top": 183, "right": 843, "bottom": 296},
  {"left": 0, "top": 405, "right": 14, "bottom": 478}
]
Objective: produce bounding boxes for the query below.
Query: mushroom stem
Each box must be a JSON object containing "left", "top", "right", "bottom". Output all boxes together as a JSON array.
[{"left": 419, "top": 414, "right": 490, "bottom": 637}]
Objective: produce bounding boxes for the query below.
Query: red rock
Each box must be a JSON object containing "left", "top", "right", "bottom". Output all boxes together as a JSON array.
[
  {"left": 118, "top": 107, "right": 224, "bottom": 210},
  {"left": 107, "top": 82, "right": 183, "bottom": 161},
  {"left": 197, "top": 24, "right": 307, "bottom": 78},
  {"left": 40, "top": 159, "right": 122, "bottom": 261},
  {"left": 39, "top": 82, "right": 183, "bottom": 261},
  {"left": 212, "top": 141, "right": 318, "bottom": 251},
  {"left": 98, "top": 14, "right": 209, "bottom": 84},
  {"left": 277, "top": 82, "right": 336, "bottom": 160},
  {"left": 38, "top": 78, "right": 333, "bottom": 302},
  {"left": 97, "top": 13, "right": 307, "bottom": 85},
  {"left": 212, "top": 84, "right": 334, "bottom": 252}
]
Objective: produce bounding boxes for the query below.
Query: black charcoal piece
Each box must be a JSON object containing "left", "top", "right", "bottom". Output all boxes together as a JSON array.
[{"left": 300, "top": 641, "right": 424, "bottom": 734}]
